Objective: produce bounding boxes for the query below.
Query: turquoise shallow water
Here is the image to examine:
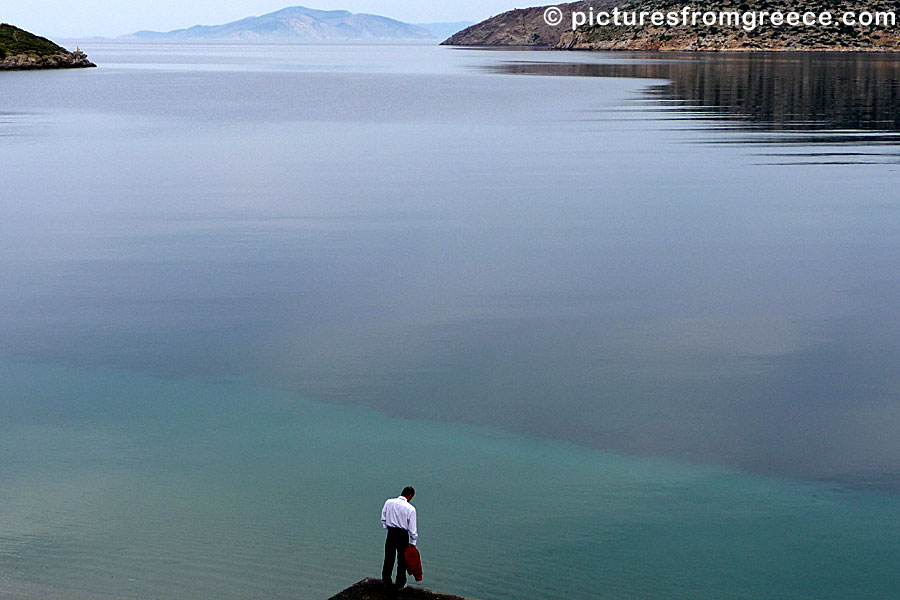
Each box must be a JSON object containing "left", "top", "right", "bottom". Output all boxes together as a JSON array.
[
  {"left": 4, "top": 44, "right": 900, "bottom": 489},
  {"left": 3, "top": 43, "right": 900, "bottom": 598},
  {"left": 1, "top": 360, "right": 898, "bottom": 600}
]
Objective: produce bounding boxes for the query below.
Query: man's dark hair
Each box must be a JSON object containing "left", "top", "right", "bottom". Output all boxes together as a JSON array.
[{"left": 401, "top": 486, "right": 415, "bottom": 499}]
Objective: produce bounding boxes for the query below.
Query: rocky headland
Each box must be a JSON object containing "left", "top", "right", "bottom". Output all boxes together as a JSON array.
[
  {"left": 0, "top": 23, "right": 95, "bottom": 70},
  {"left": 443, "top": 0, "right": 900, "bottom": 51}
]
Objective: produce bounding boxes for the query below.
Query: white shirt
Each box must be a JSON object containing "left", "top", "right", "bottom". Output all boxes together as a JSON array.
[{"left": 381, "top": 496, "right": 418, "bottom": 546}]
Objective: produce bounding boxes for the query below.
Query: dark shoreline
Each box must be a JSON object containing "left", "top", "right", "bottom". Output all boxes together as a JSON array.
[{"left": 445, "top": 42, "right": 900, "bottom": 52}]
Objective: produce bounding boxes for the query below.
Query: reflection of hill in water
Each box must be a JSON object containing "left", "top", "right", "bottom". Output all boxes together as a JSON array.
[{"left": 491, "top": 53, "right": 900, "bottom": 134}]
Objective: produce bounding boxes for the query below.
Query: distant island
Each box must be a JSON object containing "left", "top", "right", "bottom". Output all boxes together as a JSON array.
[
  {"left": 0, "top": 23, "right": 95, "bottom": 69},
  {"left": 444, "top": 0, "right": 900, "bottom": 50},
  {"left": 125, "top": 6, "right": 471, "bottom": 43}
]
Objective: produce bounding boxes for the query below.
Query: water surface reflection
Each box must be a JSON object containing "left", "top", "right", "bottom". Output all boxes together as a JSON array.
[
  {"left": 491, "top": 52, "right": 900, "bottom": 164},
  {"left": 3, "top": 46, "right": 900, "bottom": 494}
]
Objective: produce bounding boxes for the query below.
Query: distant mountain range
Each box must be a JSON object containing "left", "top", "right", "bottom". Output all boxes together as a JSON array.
[{"left": 124, "top": 6, "right": 472, "bottom": 43}]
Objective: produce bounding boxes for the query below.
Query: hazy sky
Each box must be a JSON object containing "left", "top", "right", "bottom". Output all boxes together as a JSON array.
[{"left": 5, "top": 1, "right": 543, "bottom": 38}]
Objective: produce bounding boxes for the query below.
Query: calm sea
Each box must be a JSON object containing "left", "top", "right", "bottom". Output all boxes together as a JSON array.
[{"left": 1, "top": 43, "right": 899, "bottom": 599}]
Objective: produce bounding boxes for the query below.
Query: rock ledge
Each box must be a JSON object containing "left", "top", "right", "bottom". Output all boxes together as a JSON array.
[
  {"left": 328, "top": 578, "right": 475, "bottom": 600},
  {"left": 0, "top": 49, "right": 95, "bottom": 70}
]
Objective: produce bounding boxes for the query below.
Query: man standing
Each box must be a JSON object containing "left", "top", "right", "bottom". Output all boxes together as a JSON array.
[{"left": 381, "top": 486, "right": 417, "bottom": 590}]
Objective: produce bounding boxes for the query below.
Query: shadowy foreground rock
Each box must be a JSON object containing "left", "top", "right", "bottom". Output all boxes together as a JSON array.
[{"left": 328, "top": 578, "right": 475, "bottom": 600}]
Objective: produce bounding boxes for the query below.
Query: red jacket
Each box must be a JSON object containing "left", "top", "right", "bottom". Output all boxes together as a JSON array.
[{"left": 404, "top": 545, "right": 423, "bottom": 581}]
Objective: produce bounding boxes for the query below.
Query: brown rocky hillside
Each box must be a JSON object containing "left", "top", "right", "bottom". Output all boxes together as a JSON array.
[{"left": 443, "top": 0, "right": 900, "bottom": 50}]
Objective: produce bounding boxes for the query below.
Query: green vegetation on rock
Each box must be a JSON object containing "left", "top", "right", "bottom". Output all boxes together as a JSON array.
[
  {"left": 0, "top": 23, "right": 94, "bottom": 69},
  {"left": 0, "top": 23, "right": 65, "bottom": 60}
]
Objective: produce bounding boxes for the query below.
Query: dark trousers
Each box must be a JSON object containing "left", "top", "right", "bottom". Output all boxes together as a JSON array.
[{"left": 382, "top": 526, "right": 409, "bottom": 587}]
